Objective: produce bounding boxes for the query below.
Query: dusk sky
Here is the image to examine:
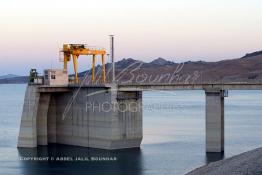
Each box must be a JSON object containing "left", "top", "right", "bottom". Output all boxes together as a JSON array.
[{"left": 0, "top": 0, "right": 262, "bottom": 75}]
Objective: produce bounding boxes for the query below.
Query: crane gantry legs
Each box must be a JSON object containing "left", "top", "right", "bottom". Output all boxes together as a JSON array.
[
  {"left": 92, "top": 55, "right": 96, "bottom": 82},
  {"left": 91, "top": 54, "right": 106, "bottom": 83},
  {"left": 102, "top": 54, "right": 106, "bottom": 83},
  {"left": 61, "top": 44, "right": 107, "bottom": 84},
  {"left": 72, "top": 55, "right": 79, "bottom": 83}
]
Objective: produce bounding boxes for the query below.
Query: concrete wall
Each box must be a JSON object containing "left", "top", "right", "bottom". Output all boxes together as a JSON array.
[
  {"left": 53, "top": 88, "right": 143, "bottom": 149},
  {"left": 18, "top": 86, "right": 143, "bottom": 150},
  {"left": 111, "top": 91, "right": 143, "bottom": 149}
]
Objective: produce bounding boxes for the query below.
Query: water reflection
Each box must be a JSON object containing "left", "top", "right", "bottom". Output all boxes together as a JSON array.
[
  {"left": 18, "top": 144, "right": 143, "bottom": 175},
  {"left": 206, "top": 152, "right": 224, "bottom": 163}
]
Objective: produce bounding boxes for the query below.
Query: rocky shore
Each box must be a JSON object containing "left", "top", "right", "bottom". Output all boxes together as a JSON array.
[{"left": 186, "top": 147, "right": 262, "bottom": 175}]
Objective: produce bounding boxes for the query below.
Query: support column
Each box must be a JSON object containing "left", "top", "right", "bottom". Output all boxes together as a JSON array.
[
  {"left": 73, "top": 55, "right": 78, "bottom": 83},
  {"left": 63, "top": 44, "right": 69, "bottom": 70},
  {"left": 36, "top": 94, "right": 51, "bottom": 145},
  {"left": 63, "top": 57, "right": 68, "bottom": 70},
  {"left": 101, "top": 54, "right": 106, "bottom": 83},
  {"left": 47, "top": 95, "right": 57, "bottom": 143},
  {"left": 205, "top": 89, "right": 225, "bottom": 152},
  {"left": 17, "top": 86, "right": 40, "bottom": 147},
  {"left": 92, "top": 55, "right": 96, "bottom": 82}
]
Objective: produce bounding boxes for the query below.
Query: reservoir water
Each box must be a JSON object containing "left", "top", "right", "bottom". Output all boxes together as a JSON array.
[{"left": 0, "top": 84, "right": 261, "bottom": 175}]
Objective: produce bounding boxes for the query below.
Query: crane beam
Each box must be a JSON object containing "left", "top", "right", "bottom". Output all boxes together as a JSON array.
[{"left": 61, "top": 44, "right": 106, "bottom": 84}]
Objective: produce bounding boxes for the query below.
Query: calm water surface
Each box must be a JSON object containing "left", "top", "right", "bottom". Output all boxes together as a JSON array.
[{"left": 0, "top": 84, "right": 261, "bottom": 175}]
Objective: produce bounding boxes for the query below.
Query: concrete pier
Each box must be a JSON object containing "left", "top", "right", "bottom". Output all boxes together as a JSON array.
[
  {"left": 36, "top": 94, "right": 51, "bottom": 145},
  {"left": 18, "top": 86, "right": 40, "bottom": 147},
  {"left": 205, "top": 90, "right": 225, "bottom": 152},
  {"left": 18, "top": 85, "right": 143, "bottom": 149}
]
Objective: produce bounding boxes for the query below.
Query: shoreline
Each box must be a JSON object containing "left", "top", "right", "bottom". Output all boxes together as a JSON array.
[{"left": 186, "top": 147, "right": 262, "bottom": 175}]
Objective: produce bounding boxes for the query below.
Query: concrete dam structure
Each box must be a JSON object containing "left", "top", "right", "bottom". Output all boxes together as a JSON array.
[
  {"left": 18, "top": 79, "right": 262, "bottom": 152},
  {"left": 17, "top": 84, "right": 143, "bottom": 149},
  {"left": 18, "top": 40, "right": 144, "bottom": 150}
]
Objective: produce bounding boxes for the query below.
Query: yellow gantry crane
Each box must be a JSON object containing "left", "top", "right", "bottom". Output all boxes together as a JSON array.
[{"left": 61, "top": 44, "right": 106, "bottom": 84}]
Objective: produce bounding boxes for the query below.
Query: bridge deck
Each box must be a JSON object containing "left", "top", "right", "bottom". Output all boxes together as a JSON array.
[
  {"left": 118, "top": 83, "right": 262, "bottom": 91},
  {"left": 36, "top": 83, "right": 262, "bottom": 92}
]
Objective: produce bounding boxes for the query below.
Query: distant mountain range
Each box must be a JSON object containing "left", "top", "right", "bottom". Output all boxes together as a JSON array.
[
  {"left": 1, "top": 50, "right": 262, "bottom": 84},
  {"left": 0, "top": 74, "right": 19, "bottom": 80},
  {"left": 0, "top": 76, "right": 28, "bottom": 84}
]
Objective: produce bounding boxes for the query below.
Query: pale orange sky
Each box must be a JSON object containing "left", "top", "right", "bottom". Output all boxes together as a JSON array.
[{"left": 0, "top": 0, "right": 262, "bottom": 75}]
